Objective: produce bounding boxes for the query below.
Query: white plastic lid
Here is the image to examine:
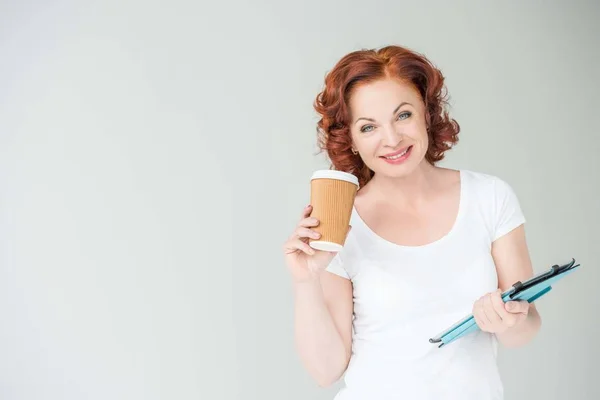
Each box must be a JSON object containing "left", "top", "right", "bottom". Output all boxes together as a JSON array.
[
  {"left": 309, "top": 240, "right": 344, "bottom": 252},
  {"left": 310, "top": 170, "right": 359, "bottom": 187}
]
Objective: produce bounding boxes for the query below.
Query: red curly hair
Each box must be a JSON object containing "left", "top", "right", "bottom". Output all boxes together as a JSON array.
[{"left": 314, "top": 45, "right": 460, "bottom": 188}]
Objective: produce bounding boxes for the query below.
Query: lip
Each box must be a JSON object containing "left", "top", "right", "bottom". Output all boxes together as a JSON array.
[
  {"left": 380, "top": 145, "right": 413, "bottom": 164},
  {"left": 380, "top": 145, "right": 412, "bottom": 158}
]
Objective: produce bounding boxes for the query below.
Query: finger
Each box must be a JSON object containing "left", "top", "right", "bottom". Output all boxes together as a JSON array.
[
  {"left": 298, "top": 217, "right": 320, "bottom": 228},
  {"left": 473, "top": 304, "right": 488, "bottom": 331},
  {"left": 474, "top": 313, "right": 487, "bottom": 331},
  {"left": 301, "top": 204, "right": 313, "bottom": 219},
  {"left": 294, "top": 227, "right": 321, "bottom": 240},
  {"left": 284, "top": 238, "right": 315, "bottom": 255},
  {"left": 491, "top": 290, "right": 517, "bottom": 327},
  {"left": 476, "top": 297, "right": 492, "bottom": 326},
  {"left": 473, "top": 299, "right": 488, "bottom": 331},
  {"left": 505, "top": 300, "right": 529, "bottom": 314},
  {"left": 483, "top": 294, "right": 502, "bottom": 326},
  {"left": 490, "top": 290, "right": 510, "bottom": 321}
]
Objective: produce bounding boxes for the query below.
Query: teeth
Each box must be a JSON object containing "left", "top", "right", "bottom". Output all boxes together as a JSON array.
[{"left": 385, "top": 148, "right": 408, "bottom": 160}]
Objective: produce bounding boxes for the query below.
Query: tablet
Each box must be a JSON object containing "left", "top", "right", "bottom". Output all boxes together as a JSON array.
[{"left": 429, "top": 258, "right": 580, "bottom": 348}]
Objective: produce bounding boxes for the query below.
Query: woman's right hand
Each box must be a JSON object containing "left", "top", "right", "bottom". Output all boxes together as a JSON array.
[{"left": 283, "top": 205, "right": 350, "bottom": 283}]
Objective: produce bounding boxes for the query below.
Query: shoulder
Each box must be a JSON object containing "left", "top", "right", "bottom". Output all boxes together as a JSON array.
[
  {"left": 461, "top": 169, "right": 503, "bottom": 186},
  {"left": 461, "top": 169, "right": 526, "bottom": 241},
  {"left": 461, "top": 169, "right": 518, "bottom": 200}
]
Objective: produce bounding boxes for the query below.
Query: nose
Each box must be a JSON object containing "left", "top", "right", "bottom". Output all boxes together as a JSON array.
[{"left": 381, "top": 124, "right": 403, "bottom": 148}]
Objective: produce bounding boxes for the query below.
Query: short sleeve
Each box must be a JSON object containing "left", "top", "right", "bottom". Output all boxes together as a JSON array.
[
  {"left": 325, "top": 253, "right": 350, "bottom": 279},
  {"left": 492, "top": 177, "right": 526, "bottom": 241}
]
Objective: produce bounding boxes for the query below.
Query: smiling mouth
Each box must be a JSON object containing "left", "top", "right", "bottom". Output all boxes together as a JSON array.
[{"left": 380, "top": 145, "right": 412, "bottom": 160}]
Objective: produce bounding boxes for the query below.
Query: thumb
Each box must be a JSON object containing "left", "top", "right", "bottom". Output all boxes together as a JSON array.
[{"left": 505, "top": 301, "right": 527, "bottom": 313}]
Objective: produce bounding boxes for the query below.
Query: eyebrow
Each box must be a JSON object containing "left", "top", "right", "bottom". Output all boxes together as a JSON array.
[{"left": 354, "top": 102, "right": 413, "bottom": 124}]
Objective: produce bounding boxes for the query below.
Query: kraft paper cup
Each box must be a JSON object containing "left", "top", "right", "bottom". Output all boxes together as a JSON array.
[{"left": 308, "top": 170, "right": 359, "bottom": 252}]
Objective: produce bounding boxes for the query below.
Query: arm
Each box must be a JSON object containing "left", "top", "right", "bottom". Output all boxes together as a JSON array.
[
  {"left": 293, "top": 270, "right": 353, "bottom": 387},
  {"left": 491, "top": 224, "right": 542, "bottom": 348}
]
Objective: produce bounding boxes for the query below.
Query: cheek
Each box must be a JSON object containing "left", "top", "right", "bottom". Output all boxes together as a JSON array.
[
  {"left": 354, "top": 135, "right": 379, "bottom": 152},
  {"left": 405, "top": 124, "right": 429, "bottom": 145}
]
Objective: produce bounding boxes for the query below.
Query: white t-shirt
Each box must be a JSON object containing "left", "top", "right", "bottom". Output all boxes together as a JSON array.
[{"left": 326, "top": 170, "right": 526, "bottom": 400}]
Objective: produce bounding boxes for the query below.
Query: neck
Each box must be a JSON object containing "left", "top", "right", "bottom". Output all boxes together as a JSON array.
[{"left": 365, "top": 162, "right": 440, "bottom": 208}]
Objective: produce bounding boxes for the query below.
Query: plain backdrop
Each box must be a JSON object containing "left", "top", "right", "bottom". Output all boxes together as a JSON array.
[{"left": 1, "top": 1, "right": 598, "bottom": 399}]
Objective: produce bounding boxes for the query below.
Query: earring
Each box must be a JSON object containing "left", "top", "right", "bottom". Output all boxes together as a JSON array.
[{"left": 351, "top": 148, "right": 358, "bottom": 155}]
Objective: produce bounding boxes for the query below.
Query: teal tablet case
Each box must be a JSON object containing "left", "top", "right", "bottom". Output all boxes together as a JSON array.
[{"left": 429, "top": 258, "right": 581, "bottom": 348}]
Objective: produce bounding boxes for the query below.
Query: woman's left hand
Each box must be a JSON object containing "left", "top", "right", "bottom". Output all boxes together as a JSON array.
[{"left": 472, "top": 289, "right": 530, "bottom": 334}]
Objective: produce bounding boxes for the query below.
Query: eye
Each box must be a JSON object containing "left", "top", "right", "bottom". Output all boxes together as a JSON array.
[
  {"left": 397, "top": 111, "right": 412, "bottom": 120},
  {"left": 360, "top": 125, "right": 375, "bottom": 133}
]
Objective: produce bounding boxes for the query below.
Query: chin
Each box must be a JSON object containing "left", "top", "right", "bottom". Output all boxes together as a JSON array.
[{"left": 378, "top": 165, "right": 418, "bottom": 179}]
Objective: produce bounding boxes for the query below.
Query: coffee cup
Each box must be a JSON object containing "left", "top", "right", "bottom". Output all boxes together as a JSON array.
[{"left": 308, "top": 170, "right": 359, "bottom": 252}]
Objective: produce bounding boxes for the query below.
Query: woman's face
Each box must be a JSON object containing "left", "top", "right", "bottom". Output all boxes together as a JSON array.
[{"left": 348, "top": 78, "right": 429, "bottom": 179}]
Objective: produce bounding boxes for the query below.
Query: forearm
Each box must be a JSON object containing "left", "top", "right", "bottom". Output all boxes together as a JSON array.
[
  {"left": 293, "top": 276, "right": 349, "bottom": 386},
  {"left": 497, "top": 306, "right": 542, "bottom": 348}
]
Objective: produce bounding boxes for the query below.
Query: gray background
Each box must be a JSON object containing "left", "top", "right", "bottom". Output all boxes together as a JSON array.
[{"left": 1, "top": 0, "right": 598, "bottom": 399}]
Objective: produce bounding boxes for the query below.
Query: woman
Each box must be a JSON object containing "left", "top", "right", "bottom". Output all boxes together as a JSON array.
[{"left": 283, "top": 45, "right": 542, "bottom": 399}]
